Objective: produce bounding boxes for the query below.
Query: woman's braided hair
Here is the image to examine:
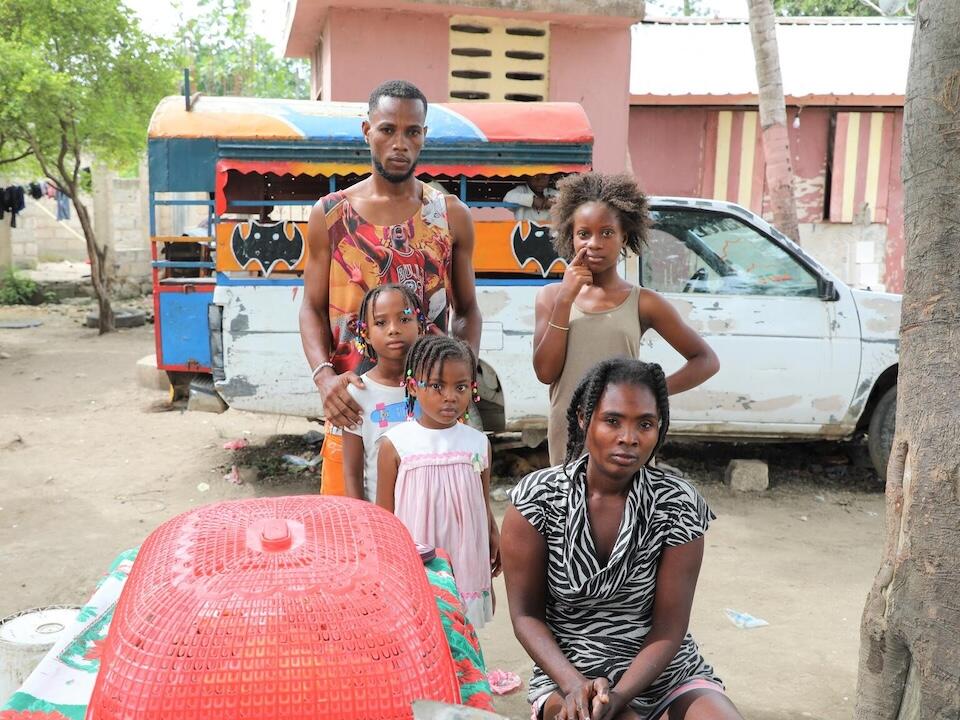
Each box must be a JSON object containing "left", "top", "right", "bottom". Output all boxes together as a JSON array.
[
  {"left": 563, "top": 358, "right": 670, "bottom": 475},
  {"left": 550, "top": 172, "right": 650, "bottom": 261},
  {"left": 403, "top": 334, "right": 477, "bottom": 416},
  {"left": 355, "top": 283, "right": 426, "bottom": 360}
]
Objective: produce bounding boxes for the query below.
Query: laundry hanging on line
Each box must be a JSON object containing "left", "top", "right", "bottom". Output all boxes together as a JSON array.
[
  {"left": 0, "top": 179, "right": 73, "bottom": 227},
  {"left": 56, "top": 190, "right": 71, "bottom": 220},
  {"left": 0, "top": 185, "right": 26, "bottom": 227}
]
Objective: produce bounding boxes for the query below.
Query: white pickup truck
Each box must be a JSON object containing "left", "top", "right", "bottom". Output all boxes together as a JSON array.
[
  {"left": 473, "top": 197, "right": 900, "bottom": 477},
  {"left": 212, "top": 197, "right": 900, "bottom": 477}
]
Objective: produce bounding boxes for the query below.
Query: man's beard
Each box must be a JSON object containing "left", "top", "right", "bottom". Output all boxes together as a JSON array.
[{"left": 373, "top": 156, "right": 418, "bottom": 184}]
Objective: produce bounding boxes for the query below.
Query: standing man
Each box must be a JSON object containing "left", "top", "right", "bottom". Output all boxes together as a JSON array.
[{"left": 300, "top": 80, "right": 482, "bottom": 494}]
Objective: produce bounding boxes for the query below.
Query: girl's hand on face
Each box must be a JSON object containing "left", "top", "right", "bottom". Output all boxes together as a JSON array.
[{"left": 558, "top": 247, "right": 592, "bottom": 303}]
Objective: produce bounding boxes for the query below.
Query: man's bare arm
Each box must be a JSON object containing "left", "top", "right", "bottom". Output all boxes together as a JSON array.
[
  {"left": 299, "top": 200, "right": 363, "bottom": 428},
  {"left": 445, "top": 195, "right": 482, "bottom": 356}
]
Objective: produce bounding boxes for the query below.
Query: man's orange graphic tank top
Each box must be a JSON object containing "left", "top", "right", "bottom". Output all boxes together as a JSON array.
[{"left": 322, "top": 182, "right": 452, "bottom": 373}]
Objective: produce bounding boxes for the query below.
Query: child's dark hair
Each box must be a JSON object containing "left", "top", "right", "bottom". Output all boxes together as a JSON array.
[
  {"left": 563, "top": 358, "right": 669, "bottom": 473},
  {"left": 355, "top": 284, "right": 426, "bottom": 360},
  {"left": 403, "top": 335, "right": 478, "bottom": 415},
  {"left": 550, "top": 172, "right": 650, "bottom": 261}
]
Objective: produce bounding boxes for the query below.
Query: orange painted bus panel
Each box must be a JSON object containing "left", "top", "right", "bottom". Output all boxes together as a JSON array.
[{"left": 215, "top": 219, "right": 567, "bottom": 277}]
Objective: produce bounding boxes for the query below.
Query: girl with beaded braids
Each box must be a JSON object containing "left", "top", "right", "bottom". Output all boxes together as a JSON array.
[
  {"left": 376, "top": 335, "right": 500, "bottom": 627},
  {"left": 533, "top": 173, "right": 719, "bottom": 466},
  {"left": 502, "top": 358, "right": 742, "bottom": 720},
  {"left": 341, "top": 284, "right": 427, "bottom": 501}
]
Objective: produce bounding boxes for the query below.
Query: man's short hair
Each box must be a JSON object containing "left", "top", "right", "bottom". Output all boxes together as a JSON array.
[{"left": 368, "top": 80, "right": 428, "bottom": 116}]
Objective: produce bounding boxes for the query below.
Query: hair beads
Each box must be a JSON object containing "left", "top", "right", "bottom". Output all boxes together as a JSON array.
[
  {"left": 354, "top": 284, "right": 428, "bottom": 361},
  {"left": 403, "top": 335, "right": 478, "bottom": 420}
]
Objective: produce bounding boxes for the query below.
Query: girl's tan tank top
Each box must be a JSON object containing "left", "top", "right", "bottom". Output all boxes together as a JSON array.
[{"left": 547, "top": 285, "right": 642, "bottom": 466}]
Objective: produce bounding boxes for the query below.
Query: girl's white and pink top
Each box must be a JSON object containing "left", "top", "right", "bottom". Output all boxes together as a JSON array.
[{"left": 384, "top": 420, "right": 493, "bottom": 627}]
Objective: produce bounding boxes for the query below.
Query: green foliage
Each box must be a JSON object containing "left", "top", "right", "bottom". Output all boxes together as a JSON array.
[
  {"left": 0, "top": 267, "right": 38, "bottom": 305},
  {"left": 175, "top": 0, "right": 309, "bottom": 99},
  {"left": 0, "top": 0, "right": 174, "bottom": 330},
  {"left": 773, "top": 0, "right": 877, "bottom": 15},
  {"left": 0, "top": 0, "right": 176, "bottom": 175}
]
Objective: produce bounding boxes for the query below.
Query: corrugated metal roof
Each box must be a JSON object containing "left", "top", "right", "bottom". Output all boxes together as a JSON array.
[{"left": 631, "top": 17, "right": 913, "bottom": 98}]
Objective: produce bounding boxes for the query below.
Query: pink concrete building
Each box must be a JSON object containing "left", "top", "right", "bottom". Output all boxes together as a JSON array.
[
  {"left": 282, "top": 0, "right": 641, "bottom": 174},
  {"left": 629, "top": 18, "right": 912, "bottom": 292},
  {"left": 283, "top": 6, "right": 912, "bottom": 292}
]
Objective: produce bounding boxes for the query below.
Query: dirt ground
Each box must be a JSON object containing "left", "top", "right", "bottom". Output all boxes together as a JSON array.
[{"left": 0, "top": 303, "right": 885, "bottom": 719}]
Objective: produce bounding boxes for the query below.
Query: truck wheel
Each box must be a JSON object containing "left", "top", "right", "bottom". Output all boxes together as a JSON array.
[{"left": 867, "top": 386, "right": 897, "bottom": 479}]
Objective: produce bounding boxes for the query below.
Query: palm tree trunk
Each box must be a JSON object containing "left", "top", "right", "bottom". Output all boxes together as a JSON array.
[
  {"left": 855, "top": 2, "right": 960, "bottom": 717},
  {"left": 747, "top": 0, "right": 800, "bottom": 244}
]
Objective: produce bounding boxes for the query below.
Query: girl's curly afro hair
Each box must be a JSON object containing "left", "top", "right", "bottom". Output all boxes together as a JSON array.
[{"left": 550, "top": 172, "right": 650, "bottom": 261}]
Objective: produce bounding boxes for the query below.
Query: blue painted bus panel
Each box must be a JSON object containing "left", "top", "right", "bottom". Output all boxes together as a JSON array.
[
  {"left": 148, "top": 138, "right": 217, "bottom": 193},
  {"left": 159, "top": 291, "right": 214, "bottom": 367}
]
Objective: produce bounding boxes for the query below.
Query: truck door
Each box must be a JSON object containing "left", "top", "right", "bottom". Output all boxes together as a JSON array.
[{"left": 639, "top": 207, "right": 861, "bottom": 438}]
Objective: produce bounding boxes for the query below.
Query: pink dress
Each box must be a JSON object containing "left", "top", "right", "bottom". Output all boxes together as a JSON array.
[{"left": 385, "top": 421, "right": 493, "bottom": 627}]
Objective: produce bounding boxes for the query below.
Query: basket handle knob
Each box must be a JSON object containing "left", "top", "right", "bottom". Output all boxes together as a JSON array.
[{"left": 259, "top": 519, "right": 292, "bottom": 551}]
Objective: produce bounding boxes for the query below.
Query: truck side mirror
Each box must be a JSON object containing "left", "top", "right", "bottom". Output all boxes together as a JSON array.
[{"left": 820, "top": 278, "right": 837, "bottom": 301}]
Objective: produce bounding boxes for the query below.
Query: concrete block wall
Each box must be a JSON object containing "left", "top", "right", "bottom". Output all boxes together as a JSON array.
[
  {"left": 8, "top": 162, "right": 151, "bottom": 289},
  {"left": 10, "top": 196, "right": 89, "bottom": 267},
  {"left": 111, "top": 176, "right": 150, "bottom": 251}
]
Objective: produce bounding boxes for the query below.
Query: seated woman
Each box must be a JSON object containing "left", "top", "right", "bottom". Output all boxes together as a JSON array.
[{"left": 501, "top": 358, "right": 743, "bottom": 720}]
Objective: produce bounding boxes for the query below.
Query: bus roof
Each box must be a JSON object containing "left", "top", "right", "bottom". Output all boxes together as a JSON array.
[
  {"left": 148, "top": 96, "right": 593, "bottom": 145},
  {"left": 148, "top": 96, "right": 593, "bottom": 192}
]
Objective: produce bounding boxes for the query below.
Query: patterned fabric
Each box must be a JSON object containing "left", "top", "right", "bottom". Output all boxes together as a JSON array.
[
  {"left": 426, "top": 553, "right": 495, "bottom": 712},
  {"left": 2, "top": 548, "right": 492, "bottom": 717},
  {"left": 323, "top": 183, "right": 452, "bottom": 374},
  {"left": 1, "top": 549, "right": 138, "bottom": 720},
  {"left": 510, "top": 457, "right": 722, "bottom": 715},
  {"left": 387, "top": 421, "right": 493, "bottom": 628}
]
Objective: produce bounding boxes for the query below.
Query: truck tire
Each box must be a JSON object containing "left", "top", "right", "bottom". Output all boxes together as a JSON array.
[{"left": 868, "top": 386, "right": 897, "bottom": 479}]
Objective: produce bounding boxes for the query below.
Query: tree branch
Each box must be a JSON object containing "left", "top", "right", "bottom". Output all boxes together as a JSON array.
[
  {"left": 21, "top": 125, "right": 67, "bottom": 196},
  {"left": 70, "top": 119, "right": 81, "bottom": 185},
  {"left": 0, "top": 149, "right": 33, "bottom": 167},
  {"left": 56, "top": 117, "right": 70, "bottom": 184}
]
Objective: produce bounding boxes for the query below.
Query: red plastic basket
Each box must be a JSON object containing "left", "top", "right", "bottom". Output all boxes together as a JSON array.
[{"left": 87, "top": 496, "right": 459, "bottom": 719}]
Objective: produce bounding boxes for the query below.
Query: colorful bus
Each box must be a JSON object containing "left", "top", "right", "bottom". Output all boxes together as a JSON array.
[{"left": 147, "top": 95, "right": 593, "bottom": 436}]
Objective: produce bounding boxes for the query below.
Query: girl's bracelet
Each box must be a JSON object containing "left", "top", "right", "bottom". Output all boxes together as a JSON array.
[
  {"left": 311, "top": 361, "right": 335, "bottom": 380},
  {"left": 548, "top": 321, "right": 570, "bottom": 332}
]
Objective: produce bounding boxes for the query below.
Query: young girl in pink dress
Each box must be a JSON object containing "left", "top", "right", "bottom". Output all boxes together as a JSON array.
[{"left": 376, "top": 335, "right": 500, "bottom": 628}]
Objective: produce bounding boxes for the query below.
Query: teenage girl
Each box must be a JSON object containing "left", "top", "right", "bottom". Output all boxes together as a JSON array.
[
  {"left": 342, "top": 284, "right": 426, "bottom": 501},
  {"left": 533, "top": 173, "right": 720, "bottom": 465},
  {"left": 376, "top": 335, "right": 500, "bottom": 628}
]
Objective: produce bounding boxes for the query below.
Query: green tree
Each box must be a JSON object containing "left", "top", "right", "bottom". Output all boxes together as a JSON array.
[
  {"left": 0, "top": 0, "right": 175, "bottom": 332},
  {"left": 175, "top": 0, "right": 309, "bottom": 99}
]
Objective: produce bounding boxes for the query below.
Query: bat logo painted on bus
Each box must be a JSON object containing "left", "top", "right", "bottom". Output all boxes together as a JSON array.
[
  {"left": 510, "top": 221, "right": 565, "bottom": 277},
  {"left": 230, "top": 220, "right": 305, "bottom": 276}
]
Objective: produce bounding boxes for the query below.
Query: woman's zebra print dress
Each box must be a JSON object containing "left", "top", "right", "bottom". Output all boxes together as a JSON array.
[{"left": 510, "top": 457, "right": 722, "bottom": 715}]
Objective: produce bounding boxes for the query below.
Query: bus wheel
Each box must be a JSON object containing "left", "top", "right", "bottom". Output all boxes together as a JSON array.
[{"left": 167, "top": 372, "right": 196, "bottom": 402}]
